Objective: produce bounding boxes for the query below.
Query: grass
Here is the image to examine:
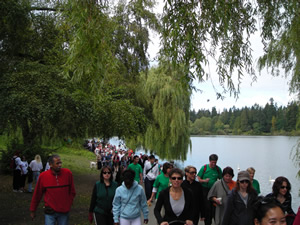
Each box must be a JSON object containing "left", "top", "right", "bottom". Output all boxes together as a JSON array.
[
  {"left": 55, "top": 146, "right": 98, "bottom": 174},
  {"left": 0, "top": 143, "right": 101, "bottom": 225}
]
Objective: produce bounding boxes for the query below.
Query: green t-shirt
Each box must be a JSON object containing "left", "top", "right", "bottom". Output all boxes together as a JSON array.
[
  {"left": 153, "top": 173, "right": 170, "bottom": 199},
  {"left": 127, "top": 163, "right": 142, "bottom": 182},
  {"left": 197, "top": 164, "right": 222, "bottom": 189},
  {"left": 252, "top": 178, "right": 261, "bottom": 194}
]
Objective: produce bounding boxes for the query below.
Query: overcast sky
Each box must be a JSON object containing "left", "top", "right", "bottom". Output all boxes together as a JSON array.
[{"left": 147, "top": 0, "right": 296, "bottom": 112}]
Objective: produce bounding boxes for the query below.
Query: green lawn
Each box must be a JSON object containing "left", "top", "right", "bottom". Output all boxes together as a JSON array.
[{"left": 0, "top": 142, "right": 101, "bottom": 225}]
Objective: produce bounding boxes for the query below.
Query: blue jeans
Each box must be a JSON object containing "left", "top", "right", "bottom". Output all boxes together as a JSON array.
[
  {"left": 45, "top": 212, "right": 69, "bottom": 225},
  {"left": 32, "top": 171, "right": 40, "bottom": 183}
]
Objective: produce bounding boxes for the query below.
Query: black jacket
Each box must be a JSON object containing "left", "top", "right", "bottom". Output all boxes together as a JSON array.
[
  {"left": 181, "top": 180, "right": 204, "bottom": 223},
  {"left": 221, "top": 189, "right": 258, "bottom": 225},
  {"left": 154, "top": 186, "right": 195, "bottom": 225},
  {"left": 265, "top": 192, "right": 295, "bottom": 215}
]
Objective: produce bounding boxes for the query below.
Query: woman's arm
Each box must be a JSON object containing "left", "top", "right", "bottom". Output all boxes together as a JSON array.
[
  {"left": 221, "top": 192, "right": 234, "bottom": 225},
  {"left": 112, "top": 189, "right": 122, "bottom": 224},
  {"left": 154, "top": 190, "right": 165, "bottom": 225},
  {"left": 286, "top": 193, "right": 296, "bottom": 215}
]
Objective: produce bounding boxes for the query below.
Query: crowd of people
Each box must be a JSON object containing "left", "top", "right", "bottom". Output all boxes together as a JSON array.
[
  {"left": 85, "top": 143, "right": 299, "bottom": 225},
  {"left": 11, "top": 142, "right": 300, "bottom": 225}
]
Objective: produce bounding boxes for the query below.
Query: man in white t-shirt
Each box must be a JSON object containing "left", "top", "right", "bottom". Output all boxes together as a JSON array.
[{"left": 143, "top": 155, "right": 159, "bottom": 200}]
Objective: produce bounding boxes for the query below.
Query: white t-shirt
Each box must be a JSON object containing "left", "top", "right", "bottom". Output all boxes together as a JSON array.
[
  {"left": 29, "top": 160, "right": 43, "bottom": 172},
  {"left": 21, "top": 161, "right": 28, "bottom": 175},
  {"left": 15, "top": 157, "right": 22, "bottom": 170},
  {"left": 45, "top": 162, "right": 50, "bottom": 171},
  {"left": 143, "top": 160, "right": 159, "bottom": 181}
]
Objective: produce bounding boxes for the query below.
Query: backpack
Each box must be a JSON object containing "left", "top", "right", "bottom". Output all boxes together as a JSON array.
[
  {"left": 200, "top": 164, "right": 222, "bottom": 179},
  {"left": 10, "top": 157, "right": 17, "bottom": 169}
]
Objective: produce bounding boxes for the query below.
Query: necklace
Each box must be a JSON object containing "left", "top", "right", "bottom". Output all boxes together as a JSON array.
[{"left": 170, "top": 187, "right": 182, "bottom": 200}]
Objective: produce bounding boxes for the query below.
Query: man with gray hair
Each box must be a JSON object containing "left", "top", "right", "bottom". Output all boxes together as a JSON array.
[{"left": 30, "top": 154, "right": 76, "bottom": 225}]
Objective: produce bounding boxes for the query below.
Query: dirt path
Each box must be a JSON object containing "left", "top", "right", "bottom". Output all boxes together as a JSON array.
[
  {"left": 0, "top": 172, "right": 99, "bottom": 225},
  {"left": 0, "top": 172, "right": 211, "bottom": 225}
]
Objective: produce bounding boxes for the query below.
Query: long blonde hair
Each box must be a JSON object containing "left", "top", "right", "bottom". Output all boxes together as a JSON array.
[{"left": 35, "top": 155, "right": 42, "bottom": 163}]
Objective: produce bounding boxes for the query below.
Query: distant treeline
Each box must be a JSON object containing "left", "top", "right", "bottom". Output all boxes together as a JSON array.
[{"left": 190, "top": 98, "right": 300, "bottom": 135}]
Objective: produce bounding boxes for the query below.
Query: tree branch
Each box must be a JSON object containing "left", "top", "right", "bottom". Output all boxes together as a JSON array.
[{"left": 30, "top": 7, "right": 58, "bottom": 12}]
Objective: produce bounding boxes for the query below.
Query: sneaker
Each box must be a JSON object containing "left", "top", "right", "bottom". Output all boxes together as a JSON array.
[
  {"left": 18, "top": 190, "right": 23, "bottom": 193},
  {"left": 13, "top": 189, "right": 18, "bottom": 192}
]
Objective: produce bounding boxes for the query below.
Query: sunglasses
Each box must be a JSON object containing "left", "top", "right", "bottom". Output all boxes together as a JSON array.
[
  {"left": 103, "top": 172, "right": 111, "bottom": 175},
  {"left": 239, "top": 180, "right": 249, "bottom": 184},
  {"left": 280, "top": 186, "right": 288, "bottom": 189},
  {"left": 171, "top": 177, "right": 183, "bottom": 180},
  {"left": 189, "top": 171, "right": 196, "bottom": 174}
]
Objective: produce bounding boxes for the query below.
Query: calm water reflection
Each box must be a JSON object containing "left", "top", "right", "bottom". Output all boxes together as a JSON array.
[{"left": 180, "top": 136, "right": 300, "bottom": 212}]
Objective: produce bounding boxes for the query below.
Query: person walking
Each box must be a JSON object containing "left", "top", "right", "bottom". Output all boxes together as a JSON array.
[
  {"left": 143, "top": 155, "right": 159, "bottom": 200},
  {"left": 221, "top": 171, "right": 258, "bottom": 225},
  {"left": 247, "top": 167, "right": 261, "bottom": 195},
  {"left": 29, "top": 155, "right": 43, "bottom": 183},
  {"left": 112, "top": 169, "right": 148, "bottom": 225},
  {"left": 254, "top": 197, "right": 287, "bottom": 225},
  {"left": 147, "top": 162, "right": 173, "bottom": 204},
  {"left": 127, "top": 155, "right": 143, "bottom": 185},
  {"left": 182, "top": 165, "right": 205, "bottom": 225},
  {"left": 197, "top": 154, "right": 222, "bottom": 225},
  {"left": 12, "top": 151, "right": 23, "bottom": 192},
  {"left": 89, "top": 166, "right": 118, "bottom": 225},
  {"left": 154, "top": 168, "right": 194, "bottom": 225},
  {"left": 207, "top": 167, "right": 236, "bottom": 225},
  {"left": 30, "top": 154, "right": 76, "bottom": 225},
  {"left": 265, "top": 176, "right": 296, "bottom": 225},
  {"left": 20, "top": 156, "right": 29, "bottom": 192}
]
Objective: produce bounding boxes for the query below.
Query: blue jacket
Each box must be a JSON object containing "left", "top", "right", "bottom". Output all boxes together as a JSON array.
[{"left": 112, "top": 181, "right": 148, "bottom": 223}]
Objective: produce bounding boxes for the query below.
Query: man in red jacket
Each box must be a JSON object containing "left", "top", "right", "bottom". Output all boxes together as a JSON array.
[{"left": 30, "top": 154, "right": 76, "bottom": 225}]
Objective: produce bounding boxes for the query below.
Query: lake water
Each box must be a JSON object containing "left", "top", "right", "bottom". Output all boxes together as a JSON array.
[{"left": 111, "top": 136, "right": 300, "bottom": 212}]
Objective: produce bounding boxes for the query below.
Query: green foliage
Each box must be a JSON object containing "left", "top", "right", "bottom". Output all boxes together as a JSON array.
[
  {"left": 0, "top": 0, "right": 150, "bottom": 153},
  {"left": 62, "top": 0, "right": 119, "bottom": 91},
  {"left": 190, "top": 99, "right": 299, "bottom": 135},
  {"left": 257, "top": 0, "right": 300, "bottom": 94},
  {"left": 160, "top": 0, "right": 257, "bottom": 97},
  {"left": 112, "top": 0, "right": 159, "bottom": 80},
  {"left": 127, "top": 63, "right": 191, "bottom": 160}
]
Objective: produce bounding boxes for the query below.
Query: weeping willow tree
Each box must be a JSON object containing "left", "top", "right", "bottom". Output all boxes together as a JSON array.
[
  {"left": 60, "top": 0, "right": 157, "bottom": 141},
  {"left": 126, "top": 62, "right": 191, "bottom": 160}
]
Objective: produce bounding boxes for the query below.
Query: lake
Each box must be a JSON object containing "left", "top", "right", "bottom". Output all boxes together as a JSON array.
[{"left": 111, "top": 136, "right": 300, "bottom": 212}]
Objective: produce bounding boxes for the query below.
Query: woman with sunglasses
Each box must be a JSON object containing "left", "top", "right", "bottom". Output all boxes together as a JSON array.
[
  {"left": 89, "top": 166, "right": 118, "bottom": 225},
  {"left": 265, "top": 177, "right": 295, "bottom": 225},
  {"left": 181, "top": 165, "right": 205, "bottom": 225},
  {"left": 221, "top": 171, "right": 258, "bottom": 225},
  {"left": 154, "top": 168, "right": 194, "bottom": 225},
  {"left": 208, "top": 166, "right": 236, "bottom": 225}
]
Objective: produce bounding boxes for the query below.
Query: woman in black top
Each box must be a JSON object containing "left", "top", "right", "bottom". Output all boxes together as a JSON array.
[
  {"left": 265, "top": 176, "right": 295, "bottom": 225},
  {"left": 154, "top": 168, "right": 194, "bottom": 225},
  {"left": 222, "top": 171, "right": 258, "bottom": 225}
]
